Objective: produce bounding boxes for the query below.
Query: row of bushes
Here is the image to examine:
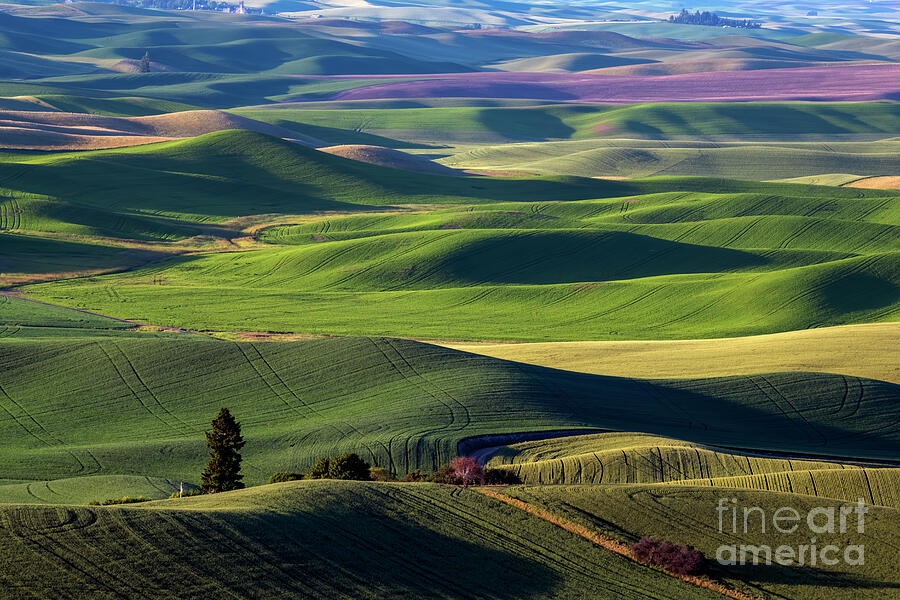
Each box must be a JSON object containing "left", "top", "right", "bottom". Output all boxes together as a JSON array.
[
  {"left": 93, "top": 454, "right": 520, "bottom": 504},
  {"left": 270, "top": 455, "right": 521, "bottom": 486},
  {"left": 270, "top": 452, "right": 374, "bottom": 483},
  {"left": 88, "top": 496, "right": 152, "bottom": 506}
]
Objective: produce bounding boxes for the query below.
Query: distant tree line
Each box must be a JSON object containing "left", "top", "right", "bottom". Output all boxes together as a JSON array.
[
  {"left": 110, "top": 0, "right": 261, "bottom": 14},
  {"left": 668, "top": 9, "right": 761, "bottom": 29}
]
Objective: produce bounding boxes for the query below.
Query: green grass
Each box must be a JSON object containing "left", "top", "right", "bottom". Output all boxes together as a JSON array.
[
  {"left": 23, "top": 73, "right": 409, "bottom": 108},
  {"left": 0, "top": 194, "right": 200, "bottom": 241},
  {"left": 0, "top": 294, "right": 192, "bottom": 339},
  {"left": 444, "top": 322, "right": 900, "bottom": 385},
  {"left": 72, "top": 36, "right": 468, "bottom": 75},
  {"left": 35, "top": 94, "right": 201, "bottom": 116},
  {"left": 0, "top": 130, "right": 657, "bottom": 220},
  {"left": 231, "top": 104, "right": 613, "bottom": 143},
  {"left": 0, "top": 293, "right": 133, "bottom": 331},
  {"left": 1, "top": 336, "right": 898, "bottom": 495},
  {"left": 592, "top": 102, "right": 900, "bottom": 138},
  {"left": 10, "top": 136, "right": 895, "bottom": 341},
  {"left": 507, "top": 485, "right": 900, "bottom": 600},
  {"left": 0, "top": 232, "right": 165, "bottom": 281},
  {"left": 233, "top": 102, "right": 900, "bottom": 145},
  {"left": 483, "top": 432, "right": 900, "bottom": 507},
  {"left": 0, "top": 480, "right": 723, "bottom": 599},
  {"left": 0, "top": 474, "right": 184, "bottom": 504},
  {"left": 445, "top": 140, "right": 900, "bottom": 180}
]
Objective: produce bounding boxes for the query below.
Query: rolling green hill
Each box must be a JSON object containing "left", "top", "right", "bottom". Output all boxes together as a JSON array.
[
  {"left": 234, "top": 102, "right": 900, "bottom": 145},
  {"left": 1, "top": 335, "right": 898, "bottom": 503},
  {"left": 33, "top": 94, "right": 201, "bottom": 116},
  {"left": 506, "top": 484, "right": 900, "bottom": 600},
  {"left": 444, "top": 322, "right": 900, "bottom": 384},
  {"left": 0, "top": 480, "right": 723, "bottom": 600},
  {"left": 482, "top": 431, "right": 900, "bottom": 507},
  {"left": 5, "top": 73, "right": 405, "bottom": 108},
  {"left": 0, "top": 293, "right": 135, "bottom": 333},
  {"left": 0, "top": 130, "right": 654, "bottom": 220},
  {"left": 73, "top": 35, "right": 469, "bottom": 75},
  {"left": 444, "top": 140, "right": 900, "bottom": 180},
  {"left": 2, "top": 5, "right": 899, "bottom": 600},
  {"left": 231, "top": 104, "right": 612, "bottom": 144},
  {"left": 9, "top": 135, "right": 895, "bottom": 341}
]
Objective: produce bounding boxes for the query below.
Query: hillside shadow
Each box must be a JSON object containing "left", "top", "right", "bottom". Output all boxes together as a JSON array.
[
  {"left": 476, "top": 107, "right": 577, "bottom": 141},
  {"left": 265, "top": 119, "right": 438, "bottom": 149},
  {"left": 447, "top": 345, "right": 900, "bottom": 462},
  {"left": 821, "top": 271, "right": 900, "bottom": 312},
  {"left": 432, "top": 230, "right": 770, "bottom": 286},
  {"left": 97, "top": 491, "right": 567, "bottom": 599}
]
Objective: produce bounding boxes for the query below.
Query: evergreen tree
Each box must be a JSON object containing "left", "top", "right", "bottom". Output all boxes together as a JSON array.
[
  {"left": 138, "top": 50, "right": 151, "bottom": 73},
  {"left": 199, "top": 408, "right": 245, "bottom": 493}
]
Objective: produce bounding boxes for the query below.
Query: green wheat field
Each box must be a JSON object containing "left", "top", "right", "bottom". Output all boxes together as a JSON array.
[{"left": 0, "top": 1, "right": 898, "bottom": 598}]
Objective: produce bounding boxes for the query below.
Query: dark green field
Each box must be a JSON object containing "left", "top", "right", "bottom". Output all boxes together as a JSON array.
[
  {"left": 4, "top": 335, "right": 897, "bottom": 504},
  {"left": 0, "top": 480, "right": 729, "bottom": 600}
]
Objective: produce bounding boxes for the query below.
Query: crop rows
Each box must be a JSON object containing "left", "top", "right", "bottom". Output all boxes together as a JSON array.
[
  {"left": 0, "top": 481, "right": 722, "bottom": 599},
  {"left": 1, "top": 337, "right": 898, "bottom": 502},
  {"left": 507, "top": 484, "right": 900, "bottom": 600}
]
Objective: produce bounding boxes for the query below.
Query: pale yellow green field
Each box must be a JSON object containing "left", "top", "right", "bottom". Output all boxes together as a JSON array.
[
  {"left": 482, "top": 431, "right": 900, "bottom": 508},
  {"left": 443, "top": 322, "right": 900, "bottom": 383}
]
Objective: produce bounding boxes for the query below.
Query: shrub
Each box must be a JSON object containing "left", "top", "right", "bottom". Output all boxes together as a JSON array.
[
  {"left": 305, "top": 457, "right": 330, "bottom": 479},
  {"left": 168, "top": 488, "right": 206, "bottom": 499},
  {"left": 402, "top": 469, "right": 426, "bottom": 482},
  {"left": 369, "top": 467, "right": 397, "bottom": 482},
  {"left": 630, "top": 537, "right": 705, "bottom": 575},
  {"left": 89, "top": 496, "right": 152, "bottom": 506},
  {"left": 427, "top": 464, "right": 455, "bottom": 484},
  {"left": 327, "top": 453, "right": 371, "bottom": 480},
  {"left": 269, "top": 472, "right": 303, "bottom": 484},
  {"left": 483, "top": 468, "right": 521, "bottom": 485}
]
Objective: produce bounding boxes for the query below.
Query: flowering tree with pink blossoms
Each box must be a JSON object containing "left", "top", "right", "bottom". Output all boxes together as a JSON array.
[{"left": 449, "top": 456, "right": 485, "bottom": 488}]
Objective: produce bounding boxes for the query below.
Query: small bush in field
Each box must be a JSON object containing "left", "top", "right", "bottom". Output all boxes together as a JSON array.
[
  {"left": 269, "top": 472, "right": 303, "bottom": 484},
  {"left": 630, "top": 537, "right": 705, "bottom": 575},
  {"left": 327, "top": 453, "right": 371, "bottom": 480},
  {"left": 369, "top": 467, "right": 397, "bottom": 481},
  {"left": 168, "top": 489, "right": 206, "bottom": 499},
  {"left": 304, "top": 454, "right": 371, "bottom": 480},
  {"left": 89, "top": 496, "right": 152, "bottom": 506},
  {"left": 483, "top": 468, "right": 521, "bottom": 485},
  {"left": 427, "top": 464, "right": 455, "bottom": 484},
  {"left": 402, "top": 469, "right": 426, "bottom": 482},
  {"left": 305, "top": 457, "right": 331, "bottom": 479}
]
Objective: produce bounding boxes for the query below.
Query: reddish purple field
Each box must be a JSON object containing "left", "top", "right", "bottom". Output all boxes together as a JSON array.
[{"left": 326, "top": 65, "right": 900, "bottom": 103}]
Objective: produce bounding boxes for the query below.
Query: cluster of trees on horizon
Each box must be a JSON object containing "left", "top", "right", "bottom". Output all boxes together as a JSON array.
[
  {"left": 668, "top": 9, "right": 761, "bottom": 29},
  {"left": 110, "top": 0, "right": 263, "bottom": 14}
]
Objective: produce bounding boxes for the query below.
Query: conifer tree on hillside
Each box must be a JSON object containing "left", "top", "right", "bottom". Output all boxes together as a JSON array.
[
  {"left": 199, "top": 407, "right": 245, "bottom": 493},
  {"left": 138, "top": 50, "right": 151, "bottom": 73}
]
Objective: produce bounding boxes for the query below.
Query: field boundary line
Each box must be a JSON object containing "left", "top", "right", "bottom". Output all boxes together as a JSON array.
[
  {"left": 476, "top": 489, "right": 763, "bottom": 600},
  {"left": 0, "top": 291, "right": 203, "bottom": 336}
]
